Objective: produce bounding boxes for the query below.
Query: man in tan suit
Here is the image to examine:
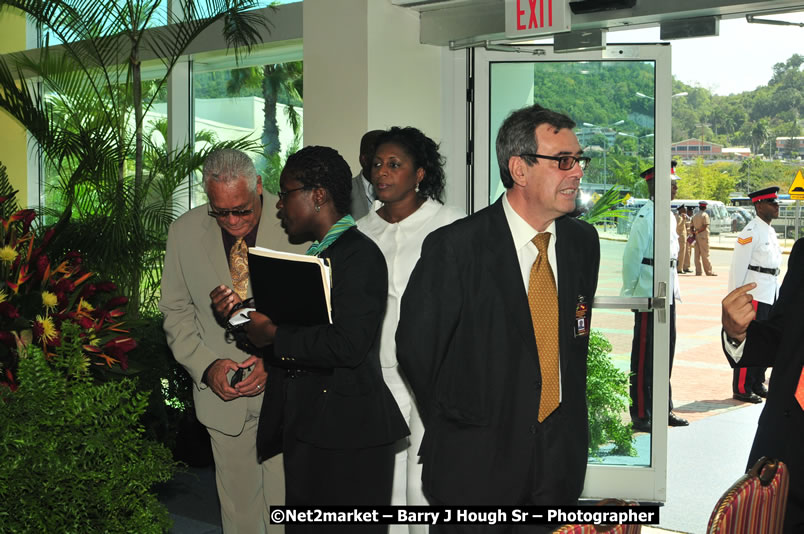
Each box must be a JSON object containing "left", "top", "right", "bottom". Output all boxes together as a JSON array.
[
  {"left": 683, "top": 204, "right": 696, "bottom": 273},
  {"left": 161, "top": 149, "right": 302, "bottom": 533},
  {"left": 675, "top": 206, "right": 688, "bottom": 274},
  {"left": 692, "top": 201, "right": 717, "bottom": 276}
]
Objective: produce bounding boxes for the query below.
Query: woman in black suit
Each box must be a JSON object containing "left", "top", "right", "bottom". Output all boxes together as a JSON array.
[{"left": 212, "top": 146, "right": 408, "bottom": 530}]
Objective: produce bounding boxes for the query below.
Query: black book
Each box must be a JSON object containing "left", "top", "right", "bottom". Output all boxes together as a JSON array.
[{"left": 244, "top": 246, "right": 332, "bottom": 326}]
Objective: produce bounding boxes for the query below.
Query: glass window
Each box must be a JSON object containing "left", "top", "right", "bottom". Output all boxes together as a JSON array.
[{"left": 191, "top": 59, "right": 303, "bottom": 207}]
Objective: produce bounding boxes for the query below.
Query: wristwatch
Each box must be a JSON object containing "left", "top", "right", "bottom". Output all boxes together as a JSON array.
[{"left": 725, "top": 334, "right": 743, "bottom": 348}]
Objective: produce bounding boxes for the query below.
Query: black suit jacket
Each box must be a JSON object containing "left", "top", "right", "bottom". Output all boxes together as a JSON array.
[
  {"left": 396, "top": 198, "right": 600, "bottom": 504},
  {"left": 724, "top": 238, "right": 804, "bottom": 533},
  {"left": 257, "top": 227, "right": 408, "bottom": 461}
]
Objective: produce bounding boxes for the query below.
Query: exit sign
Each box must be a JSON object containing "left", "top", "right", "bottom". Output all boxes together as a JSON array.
[{"left": 505, "top": 0, "right": 571, "bottom": 38}]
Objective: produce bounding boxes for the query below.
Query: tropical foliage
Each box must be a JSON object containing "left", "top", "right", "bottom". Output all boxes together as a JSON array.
[
  {"left": 0, "top": 174, "right": 136, "bottom": 391},
  {"left": 586, "top": 330, "right": 635, "bottom": 458},
  {"left": 0, "top": 324, "right": 175, "bottom": 533},
  {"left": 0, "top": 0, "right": 271, "bottom": 311}
]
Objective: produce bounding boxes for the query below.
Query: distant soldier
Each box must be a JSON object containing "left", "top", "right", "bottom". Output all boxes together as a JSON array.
[
  {"left": 728, "top": 186, "right": 782, "bottom": 403},
  {"left": 675, "top": 205, "right": 689, "bottom": 274},
  {"left": 692, "top": 201, "right": 717, "bottom": 276},
  {"left": 682, "top": 205, "right": 695, "bottom": 273},
  {"left": 621, "top": 161, "right": 688, "bottom": 432}
]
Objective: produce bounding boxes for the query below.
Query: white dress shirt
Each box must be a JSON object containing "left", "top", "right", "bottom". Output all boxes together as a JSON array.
[
  {"left": 502, "top": 192, "right": 558, "bottom": 292},
  {"left": 358, "top": 199, "right": 465, "bottom": 368}
]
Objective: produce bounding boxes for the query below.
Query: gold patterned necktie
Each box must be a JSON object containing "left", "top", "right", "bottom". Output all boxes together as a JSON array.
[
  {"left": 528, "top": 232, "right": 560, "bottom": 422},
  {"left": 229, "top": 237, "right": 249, "bottom": 299}
]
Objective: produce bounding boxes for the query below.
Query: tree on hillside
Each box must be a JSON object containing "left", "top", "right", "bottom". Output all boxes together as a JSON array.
[
  {"left": 737, "top": 158, "right": 797, "bottom": 193},
  {"left": 750, "top": 119, "right": 770, "bottom": 156},
  {"left": 676, "top": 159, "right": 736, "bottom": 202}
]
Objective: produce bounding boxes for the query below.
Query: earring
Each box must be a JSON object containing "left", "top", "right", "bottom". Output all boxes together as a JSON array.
[
  {"left": 415, "top": 183, "right": 420, "bottom": 193},
  {"left": 314, "top": 205, "right": 320, "bottom": 213}
]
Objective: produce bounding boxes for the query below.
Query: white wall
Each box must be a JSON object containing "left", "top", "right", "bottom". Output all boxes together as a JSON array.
[{"left": 303, "top": 0, "right": 465, "bottom": 208}]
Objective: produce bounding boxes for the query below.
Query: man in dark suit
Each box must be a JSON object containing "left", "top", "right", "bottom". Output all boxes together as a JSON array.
[
  {"left": 351, "top": 129, "right": 384, "bottom": 219},
  {"left": 722, "top": 238, "right": 804, "bottom": 534},
  {"left": 397, "top": 105, "right": 600, "bottom": 532}
]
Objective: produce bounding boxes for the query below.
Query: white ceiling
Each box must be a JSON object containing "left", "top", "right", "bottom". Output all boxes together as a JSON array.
[{"left": 391, "top": 0, "right": 804, "bottom": 46}]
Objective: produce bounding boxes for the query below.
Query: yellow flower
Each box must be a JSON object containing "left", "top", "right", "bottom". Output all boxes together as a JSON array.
[
  {"left": 34, "top": 315, "right": 60, "bottom": 344},
  {"left": 77, "top": 298, "right": 94, "bottom": 312},
  {"left": 42, "top": 291, "right": 59, "bottom": 312},
  {"left": 0, "top": 289, "right": 7, "bottom": 304},
  {"left": 0, "top": 246, "right": 18, "bottom": 263}
]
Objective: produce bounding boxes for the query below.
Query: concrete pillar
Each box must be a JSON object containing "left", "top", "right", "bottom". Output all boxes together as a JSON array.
[{"left": 303, "top": 0, "right": 444, "bottom": 178}]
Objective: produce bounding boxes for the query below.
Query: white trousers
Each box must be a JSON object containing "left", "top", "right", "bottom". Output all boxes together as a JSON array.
[{"left": 384, "top": 365, "right": 429, "bottom": 534}]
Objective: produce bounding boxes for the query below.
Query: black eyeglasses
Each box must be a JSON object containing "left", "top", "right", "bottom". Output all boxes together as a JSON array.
[
  {"left": 207, "top": 207, "right": 254, "bottom": 219},
  {"left": 519, "top": 154, "right": 591, "bottom": 171},
  {"left": 277, "top": 186, "right": 311, "bottom": 201}
]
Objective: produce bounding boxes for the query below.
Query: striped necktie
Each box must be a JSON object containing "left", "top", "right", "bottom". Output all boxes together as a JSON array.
[{"left": 528, "top": 232, "right": 560, "bottom": 422}]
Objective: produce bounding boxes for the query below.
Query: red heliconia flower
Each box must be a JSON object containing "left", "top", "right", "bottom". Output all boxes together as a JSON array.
[
  {"left": 54, "top": 278, "right": 75, "bottom": 295},
  {"left": 41, "top": 228, "right": 55, "bottom": 246},
  {"left": 65, "top": 251, "right": 82, "bottom": 266},
  {"left": 77, "top": 316, "right": 94, "bottom": 330},
  {"left": 0, "top": 330, "right": 14, "bottom": 347},
  {"left": 104, "top": 337, "right": 136, "bottom": 370},
  {"left": 2, "top": 369, "right": 17, "bottom": 391},
  {"left": 0, "top": 191, "right": 16, "bottom": 206},
  {"left": 16, "top": 209, "right": 36, "bottom": 233},
  {"left": 32, "top": 318, "right": 44, "bottom": 341},
  {"left": 0, "top": 302, "right": 20, "bottom": 319},
  {"left": 105, "top": 296, "right": 129, "bottom": 310},
  {"left": 35, "top": 253, "right": 50, "bottom": 278},
  {"left": 105, "top": 336, "right": 137, "bottom": 354},
  {"left": 79, "top": 283, "right": 97, "bottom": 299},
  {"left": 95, "top": 282, "right": 117, "bottom": 293}
]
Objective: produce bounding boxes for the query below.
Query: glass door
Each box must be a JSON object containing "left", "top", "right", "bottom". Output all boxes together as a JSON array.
[{"left": 472, "top": 43, "right": 673, "bottom": 502}]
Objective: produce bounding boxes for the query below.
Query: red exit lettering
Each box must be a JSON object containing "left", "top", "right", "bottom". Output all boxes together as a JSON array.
[{"left": 516, "top": 0, "right": 553, "bottom": 30}]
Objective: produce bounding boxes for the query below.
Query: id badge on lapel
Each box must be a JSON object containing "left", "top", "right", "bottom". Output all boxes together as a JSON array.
[{"left": 574, "top": 295, "right": 590, "bottom": 338}]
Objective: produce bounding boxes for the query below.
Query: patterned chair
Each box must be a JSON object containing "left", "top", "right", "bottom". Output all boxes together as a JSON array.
[
  {"left": 552, "top": 499, "right": 642, "bottom": 534},
  {"left": 706, "top": 456, "right": 789, "bottom": 534}
]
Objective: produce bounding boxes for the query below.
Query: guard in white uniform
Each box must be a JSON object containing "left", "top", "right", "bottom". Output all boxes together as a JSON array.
[
  {"left": 621, "top": 161, "right": 689, "bottom": 432},
  {"left": 728, "top": 186, "right": 782, "bottom": 403}
]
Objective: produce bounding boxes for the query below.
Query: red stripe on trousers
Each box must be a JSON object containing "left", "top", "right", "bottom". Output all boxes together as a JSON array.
[
  {"left": 637, "top": 312, "right": 648, "bottom": 418},
  {"left": 736, "top": 300, "right": 760, "bottom": 394}
]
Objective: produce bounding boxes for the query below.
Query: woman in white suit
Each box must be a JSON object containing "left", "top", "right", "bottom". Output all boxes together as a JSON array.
[{"left": 357, "top": 127, "right": 464, "bottom": 534}]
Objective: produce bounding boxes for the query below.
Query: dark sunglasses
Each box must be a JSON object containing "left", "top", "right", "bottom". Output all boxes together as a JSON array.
[
  {"left": 207, "top": 207, "right": 254, "bottom": 219},
  {"left": 519, "top": 153, "right": 591, "bottom": 171}
]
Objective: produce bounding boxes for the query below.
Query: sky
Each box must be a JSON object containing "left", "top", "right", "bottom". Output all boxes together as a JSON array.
[{"left": 606, "top": 11, "right": 804, "bottom": 96}]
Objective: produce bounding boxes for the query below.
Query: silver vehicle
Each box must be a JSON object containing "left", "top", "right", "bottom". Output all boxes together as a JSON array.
[
  {"left": 726, "top": 206, "right": 753, "bottom": 232},
  {"left": 672, "top": 199, "right": 731, "bottom": 235}
]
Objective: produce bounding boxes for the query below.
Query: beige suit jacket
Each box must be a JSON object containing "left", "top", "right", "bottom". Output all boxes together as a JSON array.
[{"left": 160, "top": 194, "right": 306, "bottom": 435}]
